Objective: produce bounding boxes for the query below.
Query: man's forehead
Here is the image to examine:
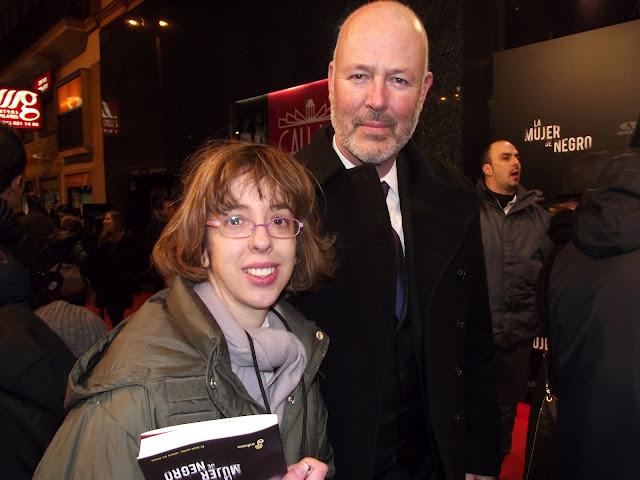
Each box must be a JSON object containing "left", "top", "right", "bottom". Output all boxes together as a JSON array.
[
  {"left": 491, "top": 142, "right": 518, "bottom": 157},
  {"left": 336, "top": 3, "right": 427, "bottom": 60}
]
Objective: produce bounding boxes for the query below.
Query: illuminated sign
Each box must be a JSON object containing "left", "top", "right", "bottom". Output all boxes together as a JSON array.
[
  {"left": 57, "top": 76, "right": 83, "bottom": 114},
  {"left": 101, "top": 100, "right": 120, "bottom": 136},
  {"left": 0, "top": 88, "right": 42, "bottom": 129},
  {"left": 34, "top": 72, "right": 52, "bottom": 93}
]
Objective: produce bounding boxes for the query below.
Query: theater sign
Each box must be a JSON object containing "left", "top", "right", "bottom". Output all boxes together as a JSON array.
[{"left": 0, "top": 88, "right": 42, "bottom": 129}]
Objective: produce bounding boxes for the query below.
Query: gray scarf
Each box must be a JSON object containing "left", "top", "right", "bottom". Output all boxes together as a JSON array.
[{"left": 194, "top": 282, "right": 307, "bottom": 424}]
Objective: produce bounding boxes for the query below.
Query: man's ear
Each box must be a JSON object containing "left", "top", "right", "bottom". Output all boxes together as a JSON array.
[
  {"left": 327, "top": 61, "right": 335, "bottom": 103},
  {"left": 482, "top": 163, "right": 493, "bottom": 177},
  {"left": 12, "top": 174, "right": 24, "bottom": 189},
  {"left": 419, "top": 71, "right": 433, "bottom": 106}
]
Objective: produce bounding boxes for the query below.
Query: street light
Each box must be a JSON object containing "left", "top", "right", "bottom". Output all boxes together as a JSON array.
[
  {"left": 158, "top": 19, "right": 170, "bottom": 28},
  {"left": 125, "top": 17, "right": 144, "bottom": 28}
]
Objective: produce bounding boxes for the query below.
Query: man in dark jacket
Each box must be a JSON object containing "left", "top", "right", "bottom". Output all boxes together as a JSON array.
[
  {"left": 289, "top": 2, "right": 500, "bottom": 479},
  {"left": 549, "top": 150, "right": 640, "bottom": 480},
  {"left": 0, "top": 123, "right": 76, "bottom": 479},
  {"left": 0, "top": 123, "right": 33, "bottom": 305},
  {"left": 476, "top": 139, "right": 550, "bottom": 466}
]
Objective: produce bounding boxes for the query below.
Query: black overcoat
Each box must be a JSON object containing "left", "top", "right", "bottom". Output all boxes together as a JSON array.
[{"left": 290, "top": 128, "right": 500, "bottom": 479}]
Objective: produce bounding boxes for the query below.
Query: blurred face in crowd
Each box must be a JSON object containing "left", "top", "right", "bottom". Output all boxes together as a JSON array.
[
  {"left": 159, "top": 200, "right": 174, "bottom": 221},
  {"left": 102, "top": 212, "right": 121, "bottom": 234},
  {"left": 203, "top": 174, "right": 297, "bottom": 329},
  {"left": 329, "top": 1, "right": 433, "bottom": 177},
  {"left": 483, "top": 141, "right": 521, "bottom": 195}
]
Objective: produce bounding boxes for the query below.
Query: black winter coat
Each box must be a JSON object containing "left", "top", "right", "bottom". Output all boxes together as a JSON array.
[
  {"left": 290, "top": 128, "right": 500, "bottom": 480},
  {"left": 549, "top": 151, "right": 640, "bottom": 480},
  {"left": 0, "top": 304, "right": 75, "bottom": 479}
]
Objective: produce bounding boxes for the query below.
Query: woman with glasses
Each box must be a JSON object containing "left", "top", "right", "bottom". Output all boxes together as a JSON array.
[{"left": 35, "top": 141, "right": 335, "bottom": 480}]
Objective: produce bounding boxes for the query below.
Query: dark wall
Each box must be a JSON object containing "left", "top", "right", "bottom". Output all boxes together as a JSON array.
[
  {"left": 100, "top": 0, "right": 355, "bottom": 222},
  {"left": 99, "top": 0, "right": 639, "bottom": 220}
]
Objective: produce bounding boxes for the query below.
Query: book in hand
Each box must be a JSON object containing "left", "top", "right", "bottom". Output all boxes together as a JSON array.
[{"left": 137, "top": 414, "right": 286, "bottom": 480}]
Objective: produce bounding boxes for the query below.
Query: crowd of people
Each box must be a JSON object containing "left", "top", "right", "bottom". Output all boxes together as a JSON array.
[{"left": 1, "top": 2, "right": 638, "bottom": 480}]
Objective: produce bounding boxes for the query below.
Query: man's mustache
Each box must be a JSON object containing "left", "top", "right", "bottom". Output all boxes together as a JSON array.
[{"left": 352, "top": 112, "right": 396, "bottom": 129}]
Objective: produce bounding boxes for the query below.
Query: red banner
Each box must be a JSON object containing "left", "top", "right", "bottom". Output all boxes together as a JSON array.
[
  {"left": 267, "top": 79, "right": 331, "bottom": 154},
  {"left": 0, "top": 88, "right": 42, "bottom": 129}
]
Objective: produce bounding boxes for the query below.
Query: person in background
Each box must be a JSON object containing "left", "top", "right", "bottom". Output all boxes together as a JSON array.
[
  {"left": 290, "top": 2, "right": 500, "bottom": 479},
  {"left": 34, "top": 299, "right": 107, "bottom": 358},
  {"left": 34, "top": 141, "right": 335, "bottom": 479},
  {"left": 476, "top": 139, "right": 550, "bottom": 467},
  {"left": 39, "top": 215, "right": 91, "bottom": 306},
  {"left": 92, "top": 209, "right": 139, "bottom": 326},
  {"left": 143, "top": 194, "right": 175, "bottom": 291},
  {"left": 146, "top": 194, "right": 174, "bottom": 248},
  {"left": 524, "top": 150, "right": 611, "bottom": 479},
  {"left": 548, "top": 150, "right": 640, "bottom": 479},
  {"left": 0, "top": 123, "right": 76, "bottom": 479},
  {"left": 0, "top": 124, "right": 33, "bottom": 306},
  {"left": 17, "top": 194, "right": 55, "bottom": 270}
]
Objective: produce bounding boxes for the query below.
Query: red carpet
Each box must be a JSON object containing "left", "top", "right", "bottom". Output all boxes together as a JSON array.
[
  {"left": 87, "top": 291, "right": 154, "bottom": 330},
  {"left": 501, "top": 402, "right": 530, "bottom": 480}
]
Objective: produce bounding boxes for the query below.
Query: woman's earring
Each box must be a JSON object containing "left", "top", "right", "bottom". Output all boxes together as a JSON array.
[{"left": 201, "top": 251, "right": 210, "bottom": 268}]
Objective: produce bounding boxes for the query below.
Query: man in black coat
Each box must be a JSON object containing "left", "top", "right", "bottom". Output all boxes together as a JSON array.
[
  {"left": 289, "top": 2, "right": 500, "bottom": 479},
  {"left": 549, "top": 150, "right": 640, "bottom": 480},
  {"left": 0, "top": 123, "right": 76, "bottom": 479}
]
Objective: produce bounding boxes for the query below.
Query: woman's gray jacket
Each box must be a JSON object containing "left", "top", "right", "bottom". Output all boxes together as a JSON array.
[{"left": 34, "top": 276, "right": 333, "bottom": 478}]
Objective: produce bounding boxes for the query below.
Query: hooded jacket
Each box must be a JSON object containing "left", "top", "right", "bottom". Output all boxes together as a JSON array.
[
  {"left": 34, "top": 276, "right": 333, "bottom": 479},
  {"left": 549, "top": 151, "right": 640, "bottom": 480},
  {"left": 476, "top": 181, "right": 550, "bottom": 347}
]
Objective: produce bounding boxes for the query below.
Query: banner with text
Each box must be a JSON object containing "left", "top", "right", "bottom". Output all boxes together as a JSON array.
[
  {"left": 267, "top": 79, "right": 331, "bottom": 154},
  {"left": 492, "top": 20, "right": 640, "bottom": 199}
]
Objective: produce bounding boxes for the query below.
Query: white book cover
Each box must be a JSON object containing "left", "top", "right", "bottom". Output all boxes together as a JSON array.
[{"left": 137, "top": 414, "right": 286, "bottom": 480}]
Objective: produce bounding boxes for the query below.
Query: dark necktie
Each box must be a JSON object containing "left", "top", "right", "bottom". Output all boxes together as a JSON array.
[{"left": 381, "top": 181, "right": 407, "bottom": 321}]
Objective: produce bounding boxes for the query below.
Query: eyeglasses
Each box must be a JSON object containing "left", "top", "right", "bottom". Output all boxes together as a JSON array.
[{"left": 206, "top": 215, "right": 304, "bottom": 239}]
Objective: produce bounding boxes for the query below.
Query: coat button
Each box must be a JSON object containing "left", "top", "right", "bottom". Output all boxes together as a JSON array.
[
  {"left": 456, "top": 317, "right": 464, "bottom": 328},
  {"left": 454, "top": 366, "right": 464, "bottom": 377},
  {"left": 452, "top": 413, "right": 463, "bottom": 423},
  {"left": 209, "top": 378, "right": 216, "bottom": 388},
  {"left": 315, "top": 330, "right": 324, "bottom": 341},
  {"left": 287, "top": 395, "right": 295, "bottom": 404},
  {"left": 456, "top": 266, "right": 467, "bottom": 280}
]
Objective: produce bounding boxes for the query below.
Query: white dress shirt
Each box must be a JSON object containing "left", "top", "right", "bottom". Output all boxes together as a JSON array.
[{"left": 332, "top": 136, "right": 405, "bottom": 252}]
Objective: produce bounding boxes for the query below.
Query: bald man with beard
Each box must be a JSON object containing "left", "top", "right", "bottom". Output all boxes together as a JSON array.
[{"left": 289, "top": 2, "right": 500, "bottom": 479}]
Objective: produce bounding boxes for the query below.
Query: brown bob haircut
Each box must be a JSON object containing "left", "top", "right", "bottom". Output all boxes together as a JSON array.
[{"left": 153, "top": 140, "right": 334, "bottom": 292}]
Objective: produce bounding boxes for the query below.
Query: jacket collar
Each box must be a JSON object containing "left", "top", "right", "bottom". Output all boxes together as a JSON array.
[
  {"left": 476, "top": 178, "right": 543, "bottom": 214},
  {"left": 297, "top": 126, "right": 344, "bottom": 186},
  {"left": 66, "top": 276, "right": 328, "bottom": 410}
]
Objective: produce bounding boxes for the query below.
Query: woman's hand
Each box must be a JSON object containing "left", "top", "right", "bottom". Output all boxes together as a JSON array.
[{"left": 283, "top": 458, "right": 328, "bottom": 480}]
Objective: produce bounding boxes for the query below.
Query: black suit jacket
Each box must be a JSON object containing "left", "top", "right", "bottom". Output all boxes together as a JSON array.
[{"left": 290, "top": 128, "right": 500, "bottom": 479}]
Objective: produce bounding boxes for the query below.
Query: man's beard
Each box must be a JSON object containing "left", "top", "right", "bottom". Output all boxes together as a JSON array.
[{"left": 331, "top": 106, "right": 422, "bottom": 166}]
